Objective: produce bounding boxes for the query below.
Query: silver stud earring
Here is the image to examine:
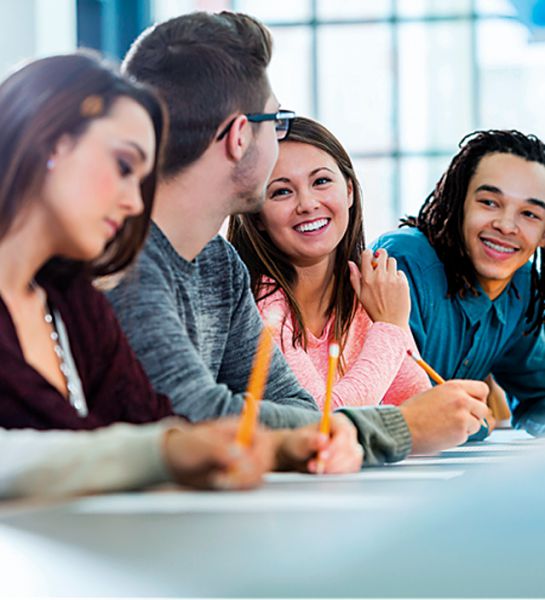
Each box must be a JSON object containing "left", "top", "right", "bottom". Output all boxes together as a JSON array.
[{"left": 46, "top": 158, "right": 55, "bottom": 170}]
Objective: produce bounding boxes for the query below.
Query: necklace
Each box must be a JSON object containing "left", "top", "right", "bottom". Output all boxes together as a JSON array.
[{"left": 32, "top": 280, "right": 89, "bottom": 417}]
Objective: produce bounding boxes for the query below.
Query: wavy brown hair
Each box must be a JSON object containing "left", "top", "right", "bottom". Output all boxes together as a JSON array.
[
  {"left": 401, "top": 129, "right": 545, "bottom": 334},
  {"left": 228, "top": 116, "right": 365, "bottom": 370},
  {"left": 0, "top": 51, "right": 167, "bottom": 281}
]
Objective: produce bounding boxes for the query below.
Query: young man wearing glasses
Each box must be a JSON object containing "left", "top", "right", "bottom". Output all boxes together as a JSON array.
[{"left": 108, "top": 11, "right": 488, "bottom": 466}]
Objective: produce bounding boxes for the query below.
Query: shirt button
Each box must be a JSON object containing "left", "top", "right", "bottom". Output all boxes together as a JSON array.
[{"left": 463, "top": 359, "right": 469, "bottom": 366}]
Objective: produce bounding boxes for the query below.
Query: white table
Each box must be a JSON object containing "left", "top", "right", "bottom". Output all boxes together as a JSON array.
[{"left": 1, "top": 428, "right": 544, "bottom": 598}]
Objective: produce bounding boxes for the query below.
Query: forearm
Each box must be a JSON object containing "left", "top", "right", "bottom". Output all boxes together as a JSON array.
[{"left": 0, "top": 423, "right": 171, "bottom": 499}]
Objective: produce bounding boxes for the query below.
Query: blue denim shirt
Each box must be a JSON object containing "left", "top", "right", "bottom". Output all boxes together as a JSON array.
[{"left": 372, "top": 227, "right": 545, "bottom": 435}]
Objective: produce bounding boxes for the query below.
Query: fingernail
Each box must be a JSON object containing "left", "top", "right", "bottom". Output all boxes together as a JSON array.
[
  {"left": 318, "top": 433, "right": 329, "bottom": 445},
  {"left": 212, "top": 474, "right": 234, "bottom": 490},
  {"left": 228, "top": 444, "right": 242, "bottom": 459},
  {"left": 374, "top": 251, "right": 380, "bottom": 258}
]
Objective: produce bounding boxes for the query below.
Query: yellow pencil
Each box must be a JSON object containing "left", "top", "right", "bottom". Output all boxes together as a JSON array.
[
  {"left": 407, "top": 349, "right": 487, "bottom": 429},
  {"left": 236, "top": 318, "right": 277, "bottom": 447},
  {"left": 316, "top": 343, "right": 340, "bottom": 473},
  {"left": 406, "top": 349, "right": 445, "bottom": 385}
]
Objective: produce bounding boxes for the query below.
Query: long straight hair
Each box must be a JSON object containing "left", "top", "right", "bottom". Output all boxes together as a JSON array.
[{"left": 228, "top": 116, "right": 365, "bottom": 371}]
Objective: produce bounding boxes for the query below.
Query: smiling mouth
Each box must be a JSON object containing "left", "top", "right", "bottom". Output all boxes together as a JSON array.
[
  {"left": 480, "top": 236, "right": 518, "bottom": 255},
  {"left": 105, "top": 219, "right": 121, "bottom": 237},
  {"left": 294, "top": 218, "right": 330, "bottom": 233}
]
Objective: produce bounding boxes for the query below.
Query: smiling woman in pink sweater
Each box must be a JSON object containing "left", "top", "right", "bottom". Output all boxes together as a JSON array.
[{"left": 228, "top": 117, "right": 430, "bottom": 409}]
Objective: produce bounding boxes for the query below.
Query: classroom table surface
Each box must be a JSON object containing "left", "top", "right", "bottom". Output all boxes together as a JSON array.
[{"left": 2, "top": 428, "right": 545, "bottom": 598}]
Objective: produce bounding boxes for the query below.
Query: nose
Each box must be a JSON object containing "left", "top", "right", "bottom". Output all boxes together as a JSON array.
[
  {"left": 492, "top": 210, "right": 518, "bottom": 234},
  {"left": 121, "top": 183, "right": 145, "bottom": 217},
  {"left": 295, "top": 189, "right": 320, "bottom": 214}
]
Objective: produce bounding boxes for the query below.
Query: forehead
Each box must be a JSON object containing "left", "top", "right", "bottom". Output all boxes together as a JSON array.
[
  {"left": 469, "top": 152, "right": 545, "bottom": 200},
  {"left": 274, "top": 141, "right": 338, "bottom": 174},
  {"left": 89, "top": 96, "right": 156, "bottom": 171}
]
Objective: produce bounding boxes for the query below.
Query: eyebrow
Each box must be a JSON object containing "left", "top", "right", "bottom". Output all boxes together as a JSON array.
[
  {"left": 267, "top": 167, "right": 335, "bottom": 190},
  {"left": 475, "top": 184, "right": 545, "bottom": 210},
  {"left": 124, "top": 140, "right": 149, "bottom": 163}
]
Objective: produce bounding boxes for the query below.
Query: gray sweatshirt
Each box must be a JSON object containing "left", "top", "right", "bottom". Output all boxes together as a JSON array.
[{"left": 107, "top": 223, "right": 412, "bottom": 461}]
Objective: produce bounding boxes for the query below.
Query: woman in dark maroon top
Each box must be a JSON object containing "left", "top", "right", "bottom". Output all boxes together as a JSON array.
[{"left": 0, "top": 52, "right": 173, "bottom": 430}]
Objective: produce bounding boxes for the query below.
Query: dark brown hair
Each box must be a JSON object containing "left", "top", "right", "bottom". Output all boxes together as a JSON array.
[
  {"left": 401, "top": 129, "right": 545, "bottom": 334},
  {"left": 0, "top": 50, "right": 167, "bottom": 279},
  {"left": 123, "top": 11, "right": 272, "bottom": 178},
  {"left": 228, "top": 117, "right": 365, "bottom": 370}
]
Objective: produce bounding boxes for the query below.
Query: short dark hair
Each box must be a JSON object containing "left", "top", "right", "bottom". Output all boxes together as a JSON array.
[
  {"left": 123, "top": 11, "right": 273, "bottom": 177},
  {"left": 0, "top": 50, "right": 166, "bottom": 279},
  {"left": 228, "top": 116, "right": 365, "bottom": 370},
  {"left": 402, "top": 129, "right": 545, "bottom": 334}
]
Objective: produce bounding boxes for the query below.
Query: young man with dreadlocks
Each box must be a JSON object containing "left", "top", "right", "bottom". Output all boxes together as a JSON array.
[{"left": 369, "top": 130, "right": 545, "bottom": 436}]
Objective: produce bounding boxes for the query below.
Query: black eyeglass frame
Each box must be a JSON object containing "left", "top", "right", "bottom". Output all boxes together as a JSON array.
[{"left": 216, "top": 109, "right": 296, "bottom": 141}]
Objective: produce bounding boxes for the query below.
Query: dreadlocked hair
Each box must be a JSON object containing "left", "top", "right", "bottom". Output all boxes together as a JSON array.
[
  {"left": 227, "top": 116, "right": 365, "bottom": 374},
  {"left": 401, "top": 129, "right": 545, "bottom": 335}
]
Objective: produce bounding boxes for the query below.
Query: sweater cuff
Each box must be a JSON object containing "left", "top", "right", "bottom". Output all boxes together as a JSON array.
[
  {"left": 336, "top": 405, "right": 412, "bottom": 465},
  {"left": 376, "top": 405, "right": 413, "bottom": 460}
]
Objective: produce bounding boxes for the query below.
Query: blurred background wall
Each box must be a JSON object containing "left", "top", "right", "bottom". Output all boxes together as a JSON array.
[{"left": 3, "top": 0, "right": 545, "bottom": 241}]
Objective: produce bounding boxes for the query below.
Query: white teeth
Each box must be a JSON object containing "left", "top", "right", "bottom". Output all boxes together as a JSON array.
[
  {"left": 295, "top": 218, "right": 329, "bottom": 233},
  {"left": 482, "top": 239, "right": 516, "bottom": 254}
]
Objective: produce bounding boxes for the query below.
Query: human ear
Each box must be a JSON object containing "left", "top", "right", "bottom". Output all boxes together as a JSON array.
[
  {"left": 346, "top": 179, "right": 354, "bottom": 208},
  {"left": 225, "top": 115, "right": 251, "bottom": 162},
  {"left": 49, "top": 133, "right": 76, "bottom": 164}
]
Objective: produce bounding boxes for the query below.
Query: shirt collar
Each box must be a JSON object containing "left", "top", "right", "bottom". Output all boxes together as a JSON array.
[{"left": 457, "top": 279, "right": 519, "bottom": 326}]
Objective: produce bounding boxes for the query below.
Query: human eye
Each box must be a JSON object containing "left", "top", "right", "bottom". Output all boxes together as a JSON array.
[
  {"left": 522, "top": 209, "right": 542, "bottom": 220},
  {"left": 314, "top": 176, "right": 332, "bottom": 186},
  {"left": 117, "top": 157, "right": 134, "bottom": 177},
  {"left": 477, "top": 198, "right": 497, "bottom": 208},
  {"left": 270, "top": 187, "right": 291, "bottom": 199}
]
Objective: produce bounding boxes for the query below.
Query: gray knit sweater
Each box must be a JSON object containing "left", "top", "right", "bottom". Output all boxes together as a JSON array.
[{"left": 107, "top": 223, "right": 412, "bottom": 464}]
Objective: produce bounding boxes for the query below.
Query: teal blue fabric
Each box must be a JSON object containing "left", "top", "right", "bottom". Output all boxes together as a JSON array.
[{"left": 372, "top": 228, "right": 545, "bottom": 436}]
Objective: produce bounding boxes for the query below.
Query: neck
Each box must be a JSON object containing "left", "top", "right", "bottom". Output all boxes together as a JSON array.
[
  {"left": 293, "top": 256, "right": 336, "bottom": 324},
  {"left": 0, "top": 211, "right": 55, "bottom": 297},
  {"left": 479, "top": 277, "right": 510, "bottom": 301},
  {"left": 152, "top": 151, "right": 235, "bottom": 262}
]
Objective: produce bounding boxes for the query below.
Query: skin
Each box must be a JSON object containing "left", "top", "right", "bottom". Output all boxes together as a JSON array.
[
  {"left": 462, "top": 152, "right": 545, "bottom": 300},
  {"left": 259, "top": 140, "right": 411, "bottom": 336},
  {"left": 162, "top": 413, "right": 364, "bottom": 490},
  {"left": 0, "top": 96, "right": 154, "bottom": 399}
]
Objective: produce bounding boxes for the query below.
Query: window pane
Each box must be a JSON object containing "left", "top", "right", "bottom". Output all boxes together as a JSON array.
[
  {"left": 318, "top": 25, "right": 392, "bottom": 153},
  {"left": 399, "top": 156, "right": 453, "bottom": 221},
  {"left": 478, "top": 19, "right": 545, "bottom": 140},
  {"left": 397, "top": 0, "right": 472, "bottom": 17},
  {"left": 234, "top": 0, "right": 311, "bottom": 22},
  {"left": 477, "top": 0, "right": 516, "bottom": 16},
  {"left": 317, "top": 0, "right": 392, "bottom": 20},
  {"left": 399, "top": 22, "right": 474, "bottom": 152},
  {"left": 268, "top": 27, "right": 312, "bottom": 116},
  {"left": 354, "top": 158, "right": 395, "bottom": 242}
]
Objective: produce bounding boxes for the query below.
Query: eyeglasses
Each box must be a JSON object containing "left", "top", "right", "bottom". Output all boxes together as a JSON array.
[{"left": 216, "top": 109, "right": 296, "bottom": 141}]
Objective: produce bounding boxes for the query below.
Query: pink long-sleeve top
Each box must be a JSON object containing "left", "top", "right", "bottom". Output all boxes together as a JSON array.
[{"left": 258, "top": 286, "right": 431, "bottom": 409}]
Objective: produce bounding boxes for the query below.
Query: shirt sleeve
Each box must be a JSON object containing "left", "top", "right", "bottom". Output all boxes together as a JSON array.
[
  {"left": 492, "top": 327, "right": 545, "bottom": 436},
  {"left": 0, "top": 423, "right": 170, "bottom": 499},
  {"left": 274, "top": 319, "right": 428, "bottom": 409},
  {"left": 87, "top": 283, "right": 174, "bottom": 423},
  {"left": 371, "top": 235, "right": 430, "bottom": 353},
  {"left": 337, "top": 405, "right": 412, "bottom": 465},
  {"left": 108, "top": 251, "right": 318, "bottom": 429}
]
